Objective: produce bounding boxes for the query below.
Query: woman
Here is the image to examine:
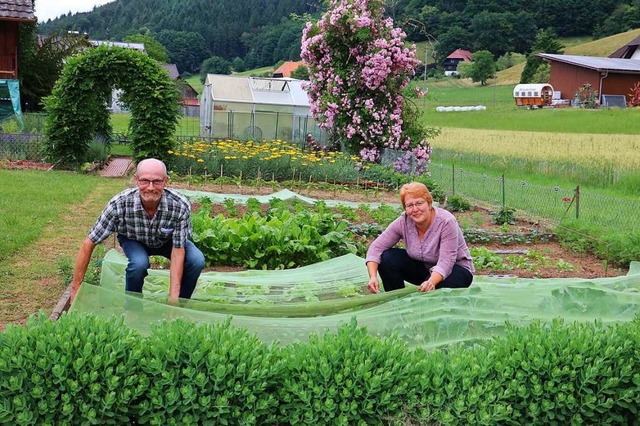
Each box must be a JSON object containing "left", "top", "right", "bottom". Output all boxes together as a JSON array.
[{"left": 366, "top": 182, "right": 474, "bottom": 293}]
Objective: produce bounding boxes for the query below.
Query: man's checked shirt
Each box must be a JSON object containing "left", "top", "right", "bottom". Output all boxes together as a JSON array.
[{"left": 88, "top": 188, "right": 192, "bottom": 248}]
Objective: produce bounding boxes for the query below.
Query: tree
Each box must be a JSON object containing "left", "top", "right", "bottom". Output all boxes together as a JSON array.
[
  {"left": 231, "top": 57, "right": 246, "bottom": 72},
  {"left": 436, "top": 26, "right": 472, "bottom": 60},
  {"left": 18, "top": 30, "right": 91, "bottom": 111},
  {"left": 456, "top": 61, "right": 473, "bottom": 79},
  {"left": 469, "top": 50, "right": 495, "bottom": 85},
  {"left": 124, "top": 33, "right": 169, "bottom": 63},
  {"left": 200, "top": 56, "right": 232, "bottom": 81},
  {"left": 290, "top": 64, "right": 309, "bottom": 80},
  {"left": 302, "top": 0, "right": 434, "bottom": 171},
  {"left": 520, "top": 28, "right": 564, "bottom": 84},
  {"left": 157, "top": 30, "right": 210, "bottom": 74}
]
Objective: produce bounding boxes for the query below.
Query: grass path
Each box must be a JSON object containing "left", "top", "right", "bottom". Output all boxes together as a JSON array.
[{"left": 0, "top": 178, "right": 127, "bottom": 330}]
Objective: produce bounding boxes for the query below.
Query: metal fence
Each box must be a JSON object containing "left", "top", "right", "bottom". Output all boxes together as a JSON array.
[
  {"left": 429, "top": 163, "right": 640, "bottom": 233},
  {"left": 0, "top": 132, "right": 45, "bottom": 161}
]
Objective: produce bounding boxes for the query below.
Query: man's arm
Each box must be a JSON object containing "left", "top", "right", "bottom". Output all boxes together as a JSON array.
[
  {"left": 168, "top": 246, "right": 186, "bottom": 304},
  {"left": 70, "top": 238, "right": 97, "bottom": 302}
]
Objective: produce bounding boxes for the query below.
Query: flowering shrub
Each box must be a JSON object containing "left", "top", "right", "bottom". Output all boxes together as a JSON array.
[
  {"left": 574, "top": 83, "right": 599, "bottom": 109},
  {"left": 301, "top": 0, "right": 434, "bottom": 169},
  {"left": 627, "top": 82, "right": 640, "bottom": 107}
]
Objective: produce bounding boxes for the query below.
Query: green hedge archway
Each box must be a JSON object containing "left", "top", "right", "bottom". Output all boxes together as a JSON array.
[{"left": 44, "top": 45, "right": 180, "bottom": 169}]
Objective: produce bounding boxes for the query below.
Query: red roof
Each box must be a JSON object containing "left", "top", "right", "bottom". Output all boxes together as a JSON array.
[
  {"left": 446, "top": 49, "right": 472, "bottom": 62},
  {"left": 273, "top": 61, "right": 305, "bottom": 78}
]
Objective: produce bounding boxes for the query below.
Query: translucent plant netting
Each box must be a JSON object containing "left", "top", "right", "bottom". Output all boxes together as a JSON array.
[
  {"left": 178, "top": 188, "right": 401, "bottom": 209},
  {"left": 70, "top": 250, "right": 640, "bottom": 351}
]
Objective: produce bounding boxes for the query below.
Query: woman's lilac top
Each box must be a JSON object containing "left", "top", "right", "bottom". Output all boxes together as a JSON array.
[{"left": 365, "top": 207, "right": 475, "bottom": 279}]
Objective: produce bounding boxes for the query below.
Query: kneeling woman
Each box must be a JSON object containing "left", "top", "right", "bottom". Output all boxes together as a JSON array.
[{"left": 366, "top": 182, "right": 474, "bottom": 293}]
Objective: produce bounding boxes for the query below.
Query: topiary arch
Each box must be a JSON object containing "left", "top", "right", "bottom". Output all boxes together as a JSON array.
[{"left": 44, "top": 45, "right": 180, "bottom": 169}]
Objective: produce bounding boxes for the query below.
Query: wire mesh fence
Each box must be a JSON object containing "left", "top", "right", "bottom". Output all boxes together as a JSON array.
[
  {"left": 0, "top": 132, "right": 45, "bottom": 161},
  {"left": 429, "top": 163, "right": 640, "bottom": 233},
  {"left": 0, "top": 113, "right": 47, "bottom": 161}
]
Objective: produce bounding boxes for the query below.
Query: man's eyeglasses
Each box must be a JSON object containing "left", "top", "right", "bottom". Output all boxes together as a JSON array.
[
  {"left": 404, "top": 200, "right": 426, "bottom": 211},
  {"left": 137, "top": 178, "right": 166, "bottom": 187}
]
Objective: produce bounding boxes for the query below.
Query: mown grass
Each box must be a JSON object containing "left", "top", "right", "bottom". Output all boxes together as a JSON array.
[
  {"left": 0, "top": 172, "right": 127, "bottom": 329},
  {"left": 111, "top": 113, "right": 199, "bottom": 137},
  {"left": 0, "top": 170, "right": 107, "bottom": 261}
]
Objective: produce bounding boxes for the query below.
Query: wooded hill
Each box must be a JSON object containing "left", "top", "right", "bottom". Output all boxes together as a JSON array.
[{"left": 38, "top": 0, "right": 640, "bottom": 74}]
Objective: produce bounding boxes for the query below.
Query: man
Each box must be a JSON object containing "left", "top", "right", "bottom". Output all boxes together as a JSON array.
[{"left": 70, "top": 158, "right": 205, "bottom": 304}]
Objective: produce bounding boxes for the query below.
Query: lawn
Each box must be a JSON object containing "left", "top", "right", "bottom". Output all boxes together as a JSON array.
[{"left": 0, "top": 172, "right": 127, "bottom": 329}]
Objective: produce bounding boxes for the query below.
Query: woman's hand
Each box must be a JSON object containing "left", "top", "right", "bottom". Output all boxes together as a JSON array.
[
  {"left": 367, "top": 277, "right": 380, "bottom": 294},
  {"left": 419, "top": 280, "right": 436, "bottom": 292}
]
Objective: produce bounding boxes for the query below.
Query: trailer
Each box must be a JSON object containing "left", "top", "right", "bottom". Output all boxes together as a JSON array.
[{"left": 513, "top": 84, "right": 554, "bottom": 108}]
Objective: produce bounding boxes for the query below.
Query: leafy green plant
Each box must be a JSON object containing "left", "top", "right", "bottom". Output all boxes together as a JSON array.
[
  {"left": 446, "top": 194, "right": 472, "bottom": 212},
  {"left": 555, "top": 259, "right": 575, "bottom": 271},
  {"left": 223, "top": 197, "right": 239, "bottom": 217},
  {"left": 470, "top": 247, "right": 508, "bottom": 270},
  {"left": 138, "top": 319, "right": 283, "bottom": 424},
  {"left": 493, "top": 207, "right": 516, "bottom": 225},
  {"left": 0, "top": 312, "right": 144, "bottom": 424},
  {"left": 191, "top": 202, "right": 364, "bottom": 269},
  {"left": 276, "top": 320, "right": 419, "bottom": 424}
]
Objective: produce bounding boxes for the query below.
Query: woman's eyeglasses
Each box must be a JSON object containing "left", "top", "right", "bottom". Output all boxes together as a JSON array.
[{"left": 404, "top": 200, "right": 426, "bottom": 211}]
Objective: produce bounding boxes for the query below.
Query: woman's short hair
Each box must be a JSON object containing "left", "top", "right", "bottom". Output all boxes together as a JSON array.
[{"left": 400, "top": 182, "right": 433, "bottom": 208}]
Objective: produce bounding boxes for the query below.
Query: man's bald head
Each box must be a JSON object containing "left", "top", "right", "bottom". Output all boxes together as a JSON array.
[{"left": 136, "top": 158, "right": 168, "bottom": 178}]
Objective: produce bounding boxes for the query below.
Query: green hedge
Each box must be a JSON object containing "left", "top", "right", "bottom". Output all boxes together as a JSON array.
[{"left": 1, "top": 313, "right": 639, "bottom": 425}]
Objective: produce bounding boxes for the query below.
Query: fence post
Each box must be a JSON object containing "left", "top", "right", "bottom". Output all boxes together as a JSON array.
[
  {"left": 575, "top": 185, "right": 580, "bottom": 219},
  {"left": 452, "top": 163, "right": 456, "bottom": 195},
  {"left": 501, "top": 173, "right": 506, "bottom": 210}
]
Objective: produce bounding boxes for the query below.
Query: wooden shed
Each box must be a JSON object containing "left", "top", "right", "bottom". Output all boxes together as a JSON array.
[
  {"left": 513, "top": 84, "right": 554, "bottom": 107},
  {"left": 538, "top": 53, "right": 640, "bottom": 106}
]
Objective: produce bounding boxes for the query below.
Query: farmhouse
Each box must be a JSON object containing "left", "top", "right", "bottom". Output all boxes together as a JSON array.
[
  {"left": 0, "top": 0, "right": 35, "bottom": 121},
  {"left": 442, "top": 49, "right": 472, "bottom": 76},
  {"left": 160, "top": 63, "right": 199, "bottom": 117},
  {"left": 200, "top": 74, "right": 324, "bottom": 143},
  {"left": 538, "top": 53, "right": 640, "bottom": 107},
  {"left": 272, "top": 61, "right": 305, "bottom": 78}
]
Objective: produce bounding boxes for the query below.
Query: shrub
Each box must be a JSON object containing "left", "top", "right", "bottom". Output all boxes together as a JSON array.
[
  {"left": 493, "top": 206, "right": 516, "bottom": 225},
  {"left": 137, "top": 318, "right": 282, "bottom": 425},
  {"left": 276, "top": 319, "right": 419, "bottom": 424},
  {"left": 445, "top": 194, "right": 472, "bottom": 212},
  {"left": 0, "top": 312, "right": 144, "bottom": 424}
]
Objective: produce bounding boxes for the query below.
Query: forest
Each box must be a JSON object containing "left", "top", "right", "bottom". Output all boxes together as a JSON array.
[{"left": 37, "top": 0, "right": 640, "bottom": 74}]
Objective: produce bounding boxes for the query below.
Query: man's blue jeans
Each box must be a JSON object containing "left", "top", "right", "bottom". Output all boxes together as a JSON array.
[{"left": 117, "top": 235, "right": 205, "bottom": 299}]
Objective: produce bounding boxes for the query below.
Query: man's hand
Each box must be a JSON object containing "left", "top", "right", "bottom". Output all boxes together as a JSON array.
[{"left": 167, "top": 296, "right": 180, "bottom": 306}]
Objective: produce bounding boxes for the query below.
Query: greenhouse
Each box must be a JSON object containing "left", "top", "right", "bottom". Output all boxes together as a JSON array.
[{"left": 199, "top": 74, "right": 325, "bottom": 143}]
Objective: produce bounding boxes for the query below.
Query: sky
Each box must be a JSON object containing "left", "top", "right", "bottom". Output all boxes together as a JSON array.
[{"left": 34, "top": 0, "right": 115, "bottom": 23}]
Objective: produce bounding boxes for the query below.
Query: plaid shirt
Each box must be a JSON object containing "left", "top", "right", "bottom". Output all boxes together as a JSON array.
[{"left": 88, "top": 187, "right": 192, "bottom": 248}]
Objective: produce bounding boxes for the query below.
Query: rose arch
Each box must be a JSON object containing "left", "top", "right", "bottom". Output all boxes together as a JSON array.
[{"left": 44, "top": 45, "right": 180, "bottom": 169}]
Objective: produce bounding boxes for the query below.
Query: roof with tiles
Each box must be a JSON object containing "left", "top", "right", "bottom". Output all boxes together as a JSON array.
[
  {"left": 273, "top": 61, "right": 304, "bottom": 78},
  {"left": 446, "top": 49, "right": 472, "bottom": 61},
  {"left": 0, "top": 0, "right": 35, "bottom": 21}
]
